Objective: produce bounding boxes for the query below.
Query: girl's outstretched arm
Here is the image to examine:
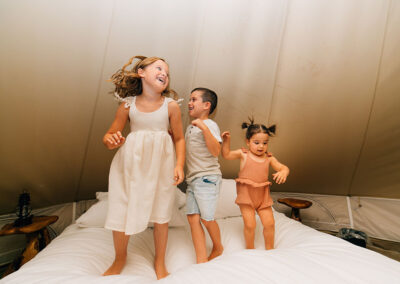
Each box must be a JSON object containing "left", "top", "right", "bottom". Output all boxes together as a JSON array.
[
  {"left": 169, "top": 101, "right": 185, "bottom": 185},
  {"left": 221, "top": 131, "right": 242, "bottom": 160},
  {"left": 270, "top": 157, "right": 289, "bottom": 184},
  {"left": 103, "top": 103, "right": 129, "bottom": 150}
]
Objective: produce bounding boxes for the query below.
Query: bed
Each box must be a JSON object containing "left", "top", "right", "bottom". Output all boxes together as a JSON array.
[{"left": 3, "top": 179, "right": 400, "bottom": 283}]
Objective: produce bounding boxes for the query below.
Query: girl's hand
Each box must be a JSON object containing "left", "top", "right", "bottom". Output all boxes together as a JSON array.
[
  {"left": 272, "top": 170, "right": 288, "bottom": 184},
  {"left": 173, "top": 166, "right": 184, "bottom": 185},
  {"left": 221, "top": 131, "right": 230, "bottom": 141},
  {"left": 103, "top": 131, "right": 125, "bottom": 149}
]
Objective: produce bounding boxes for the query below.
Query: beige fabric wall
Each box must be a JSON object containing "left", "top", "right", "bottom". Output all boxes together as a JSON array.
[
  {"left": 272, "top": 192, "right": 400, "bottom": 242},
  {"left": 350, "top": 197, "right": 400, "bottom": 242},
  {"left": 0, "top": 0, "right": 114, "bottom": 210},
  {"left": 1, "top": 0, "right": 399, "bottom": 215},
  {"left": 350, "top": 0, "right": 400, "bottom": 197}
]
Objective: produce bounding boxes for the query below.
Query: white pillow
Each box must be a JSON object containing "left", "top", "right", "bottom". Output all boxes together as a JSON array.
[
  {"left": 75, "top": 198, "right": 108, "bottom": 228},
  {"left": 96, "top": 191, "right": 108, "bottom": 201},
  {"left": 214, "top": 179, "right": 242, "bottom": 219},
  {"left": 76, "top": 189, "right": 187, "bottom": 228}
]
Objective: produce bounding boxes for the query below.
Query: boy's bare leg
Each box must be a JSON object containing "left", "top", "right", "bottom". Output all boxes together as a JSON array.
[
  {"left": 187, "top": 214, "right": 208, "bottom": 263},
  {"left": 257, "top": 207, "right": 275, "bottom": 250},
  {"left": 153, "top": 222, "right": 170, "bottom": 279},
  {"left": 200, "top": 219, "right": 223, "bottom": 260},
  {"left": 103, "top": 231, "right": 130, "bottom": 276},
  {"left": 239, "top": 205, "right": 256, "bottom": 249}
]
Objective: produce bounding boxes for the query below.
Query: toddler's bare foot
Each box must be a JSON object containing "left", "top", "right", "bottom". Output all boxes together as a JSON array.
[
  {"left": 208, "top": 245, "right": 223, "bottom": 261},
  {"left": 102, "top": 258, "right": 127, "bottom": 276},
  {"left": 196, "top": 257, "right": 208, "bottom": 264},
  {"left": 154, "top": 261, "right": 170, "bottom": 280}
]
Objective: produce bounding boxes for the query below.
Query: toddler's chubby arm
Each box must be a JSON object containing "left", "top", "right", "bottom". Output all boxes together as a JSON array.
[
  {"left": 221, "top": 131, "right": 242, "bottom": 160},
  {"left": 169, "top": 101, "right": 185, "bottom": 185},
  {"left": 191, "top": 119, "right": 221, "bottom": 157},
  {"left": 270, "top": 157, "right": 289, "bottom": 184},
  {"left": 103, "top": 103, "right": 129, "bottom": 150}
]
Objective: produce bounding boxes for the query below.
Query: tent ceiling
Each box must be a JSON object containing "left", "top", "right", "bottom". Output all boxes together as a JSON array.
[{"left": 0, "top": 0, "right": 399, "bottom": 214}]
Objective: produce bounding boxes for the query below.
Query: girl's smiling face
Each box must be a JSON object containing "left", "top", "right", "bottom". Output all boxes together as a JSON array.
[
  {"left": 246, "top": 132, "right": 269, "bottom": 156},
  {"left": 139, "top": 60, "right": 169, "bottom": 92}
]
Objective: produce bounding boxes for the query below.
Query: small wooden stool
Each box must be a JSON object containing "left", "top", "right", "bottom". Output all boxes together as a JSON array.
[
  {"left": 277, "top": 198, "right": 312, "bottom": 222},
  {"left": 0, "top": 215, "right": 58, "bottom": 277}
]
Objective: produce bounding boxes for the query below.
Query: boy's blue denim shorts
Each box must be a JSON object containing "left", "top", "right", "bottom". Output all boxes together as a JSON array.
[{"left": 186, "top": 175, "right": 222, "bottom": 221}]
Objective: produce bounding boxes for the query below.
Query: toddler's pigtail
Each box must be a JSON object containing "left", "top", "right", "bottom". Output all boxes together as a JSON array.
[
  {"left": 241, "top": 122, "right": 250, "bottom": 129},
  {"left": 242, "top": 116, "right": 255, "bottom": 129},
  {"left": 266, "top": 125, "right": 276, "bottom": 136},
  {"left": 248, "top": 116, "right": 255, "bottom": 126},
  {"left": 243, "top": 116, "right": 256, "bottom": 139}
]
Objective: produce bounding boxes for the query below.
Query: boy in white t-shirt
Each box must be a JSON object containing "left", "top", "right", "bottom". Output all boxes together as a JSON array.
[{"left": 185, "top": 87, "right": 223, "bottom": 263}]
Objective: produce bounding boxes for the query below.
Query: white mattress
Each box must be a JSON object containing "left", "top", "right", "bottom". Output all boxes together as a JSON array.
[{"left": 3, "top": 211, "right": 400, "bottom": 283}]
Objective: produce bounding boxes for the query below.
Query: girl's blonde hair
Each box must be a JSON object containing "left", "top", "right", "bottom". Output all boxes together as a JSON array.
[{"left": 109, "top": 55, "right": 177, "bottom": 99}]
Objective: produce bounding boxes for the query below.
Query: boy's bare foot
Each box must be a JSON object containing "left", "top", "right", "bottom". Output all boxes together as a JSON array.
[
  {"left": 208, "top": 245, "right": 223, "bottom": 261},
  {"left": 154, "top": 261, "right": 170, "bottom": 280},
  {"left": 102, "top": 258, "right": 127, "bottom": 276}
]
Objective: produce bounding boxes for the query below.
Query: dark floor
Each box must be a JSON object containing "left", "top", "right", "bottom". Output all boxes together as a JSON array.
[
  {"left": 320, "top": 230, "right": 400, "bottom": 262},
  {"left": 0, "top": 264, "right": 8, "bottom": 279}
]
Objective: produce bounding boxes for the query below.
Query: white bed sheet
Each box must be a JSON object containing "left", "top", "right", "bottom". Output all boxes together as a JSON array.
[{"left": 3, "top": 211, "right": 400, "bottom": 284}]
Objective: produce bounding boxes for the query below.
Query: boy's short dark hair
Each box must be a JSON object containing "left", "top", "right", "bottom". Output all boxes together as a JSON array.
[{"left": 191, "top": 87, "right": 218, "bottom": 115}]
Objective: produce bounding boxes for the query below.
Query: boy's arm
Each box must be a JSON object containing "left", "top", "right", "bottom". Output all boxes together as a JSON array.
[
  {"left": 270, "top": 156, "right": 289, "bottom": 184},
  {"left": 221, "top": 131, "right": 242, "bottom": 160},
  {"left": 191, "top": 119, "right": 221, "bottom": 157}
]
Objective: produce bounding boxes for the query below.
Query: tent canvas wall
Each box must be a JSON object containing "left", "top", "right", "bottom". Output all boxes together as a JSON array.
[{"left": 1, "top": 0, "right": 399, "bottom": 265}]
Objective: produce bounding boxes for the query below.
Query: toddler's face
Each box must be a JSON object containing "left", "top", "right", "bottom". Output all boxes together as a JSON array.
[
  {"left": 139, "top": 60, "right": 169, "bottom": 92},
  {"left": 247, "top": 133, "right": 269, "bottom": 156},
  {"left": 188, "top": 91, "right": 209, "bottom": 118}
]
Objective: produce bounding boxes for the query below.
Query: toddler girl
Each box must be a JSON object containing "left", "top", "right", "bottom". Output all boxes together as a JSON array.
[
  {"left": 221, "top": 118, "right": 289, "bottom": 250},
  {"left": 102, "top": 56, "right": 185, "bottom": 279}
]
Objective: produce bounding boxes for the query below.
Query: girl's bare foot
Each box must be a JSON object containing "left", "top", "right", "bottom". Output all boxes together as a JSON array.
[
  {"left": 102, "top": 258, "right": 127, "bottom": 276},
  {"left": 154, "top": 261, "right": 170, "bottom": 280},
  {"left": 208, "top": 245, "right": 223, "bottom": 261}
]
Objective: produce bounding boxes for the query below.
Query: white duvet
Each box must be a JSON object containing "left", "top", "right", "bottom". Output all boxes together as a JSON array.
[{"left": 3, "top": 211, "right": 400, "bottom": 284}]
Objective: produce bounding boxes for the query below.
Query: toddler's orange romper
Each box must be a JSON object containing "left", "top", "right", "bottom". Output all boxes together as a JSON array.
[{"left": 235, "top": 151, "right": 273, "bottom": 211}]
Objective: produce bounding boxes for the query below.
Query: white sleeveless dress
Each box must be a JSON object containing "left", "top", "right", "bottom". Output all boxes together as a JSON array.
[{"left": 105, "top": 96, "right": 177, "bottom": 235}]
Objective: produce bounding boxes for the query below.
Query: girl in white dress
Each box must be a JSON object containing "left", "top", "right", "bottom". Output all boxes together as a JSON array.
[{"left": 102, "top": 56, "right": 185, "bottom": 279}]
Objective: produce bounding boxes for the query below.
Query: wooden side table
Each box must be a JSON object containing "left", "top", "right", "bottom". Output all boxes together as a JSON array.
[
  {"left": 0, "top": 215, "right": 58, "bottom": 277},
  {"left": 277, "top": 198, "right": 312, "bottom": 222}
]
